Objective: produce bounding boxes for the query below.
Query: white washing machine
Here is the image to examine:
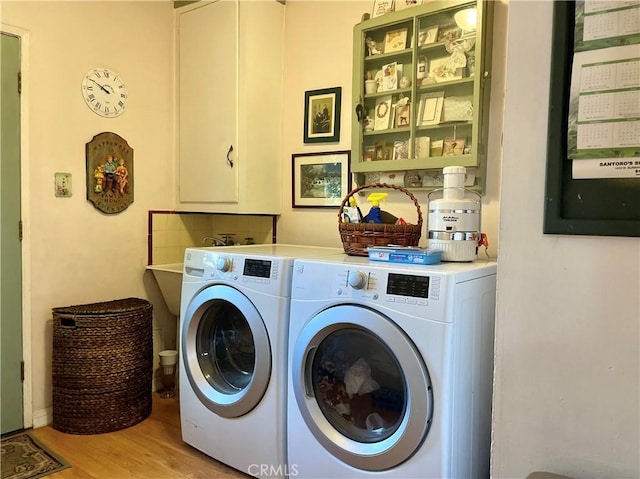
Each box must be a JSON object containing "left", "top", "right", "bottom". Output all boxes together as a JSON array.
[
  {"left": 179, "top": 244, "right": 343, "bottom": 479},
  {"left": 288, "top": 255, "right": 497, "bottom": 479}
]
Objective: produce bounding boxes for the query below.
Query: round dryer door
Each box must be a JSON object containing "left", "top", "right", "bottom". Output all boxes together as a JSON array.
[
  {"left": 182, "top": 284, "right": 271, "bottom": 418},
  {"left": 291, "top": 305, "right": 433, "bottom": 471}
]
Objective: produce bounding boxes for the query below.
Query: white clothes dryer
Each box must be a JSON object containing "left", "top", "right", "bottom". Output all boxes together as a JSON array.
[
  {"left": 179, "top": 244, "right": 343, "bottom": 479},
  {"left": 288, "top": 256, "right": 497, "bottom": 479}
]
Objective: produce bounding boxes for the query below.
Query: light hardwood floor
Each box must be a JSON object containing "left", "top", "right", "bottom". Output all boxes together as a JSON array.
[{"left": 30, "top": 393, "right": 251, "bottom": 479}]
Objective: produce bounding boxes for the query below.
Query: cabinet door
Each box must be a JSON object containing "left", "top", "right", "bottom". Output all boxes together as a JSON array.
[{"left": 179, "top": 1, "right": 239, "bottom": 204}]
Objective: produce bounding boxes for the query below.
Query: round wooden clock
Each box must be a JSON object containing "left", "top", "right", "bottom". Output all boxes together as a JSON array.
[{"left": 81, "top": 67, "right": 128, "bottom": 118}]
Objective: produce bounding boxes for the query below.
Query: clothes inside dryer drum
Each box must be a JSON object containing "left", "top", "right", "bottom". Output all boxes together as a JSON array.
[
  {"left": 312, "top": 328, "right": 406, "bottom": 443},
  {"left": 196, "top": 300, "right": 256, "bottom": 392}
]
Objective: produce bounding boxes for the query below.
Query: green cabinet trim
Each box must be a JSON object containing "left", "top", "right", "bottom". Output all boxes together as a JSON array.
[{"left": 351, "top": 0, "right": 494, "bottom": 192}]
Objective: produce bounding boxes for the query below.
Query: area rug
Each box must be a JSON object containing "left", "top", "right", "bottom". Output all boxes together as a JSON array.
[{"left": 1, "top": 432, "right": 70, "bottom": 479}]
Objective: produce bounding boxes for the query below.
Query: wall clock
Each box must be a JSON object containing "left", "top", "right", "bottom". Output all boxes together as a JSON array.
[{"left": 81, "top": 67, "right": 128, "bottom": 118}]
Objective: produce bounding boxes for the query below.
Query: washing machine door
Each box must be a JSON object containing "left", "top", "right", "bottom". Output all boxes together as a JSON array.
[
  {"left": 291, "top": 304, "right": 433, "bottom": 471},
  {"left": 182, "top": 284, "right": 271, "bottom": 418}
]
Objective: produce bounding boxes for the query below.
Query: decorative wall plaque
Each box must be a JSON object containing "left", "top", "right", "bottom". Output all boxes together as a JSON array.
[{"left": 86, "top": 132, "right": 133, "bottom": 214}]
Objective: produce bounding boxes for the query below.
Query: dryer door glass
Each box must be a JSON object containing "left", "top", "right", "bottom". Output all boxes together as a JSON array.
[
  {"left": 312, "top": 328, "right": 404, "bottom": 443},
  {"left": 291, "top": 304, "right": 433, "bottom": 471},
  {"left": 197, "top": 300, "right": 254, "bottom": 392}
]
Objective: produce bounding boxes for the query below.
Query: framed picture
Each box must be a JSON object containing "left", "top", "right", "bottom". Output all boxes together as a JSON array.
[
  {"left": 437, "top": 25, "right": 462, "bottom": 43},
  {"left": 393, "top": 140, "right": 409, "bottom": 160},
  {"left": 372, "top": 0, "right": 394, "bottom": 18},
  {"left": 417, "top": 91, "right": 444, "bottom": 126},
  {"left": 292, "top": 150, "right": 351, "bottom": 208},
  {"left": 374, "top": 95, "right": 393, "bottom": 130},
  {"left": 375, "top": 141, "right": 393, "bottom": 161},
  {"left": 443, "top": 137, "right": 466, "bottom": 156},
  {"left": 429, "top": 56, "right": 464, "bottom": 83},
  {"left": 304, "top": 87, "right": 342, "bottom": 143},
  {"left": 418, "top": 25, "right": 439, "bottom": 46},
  {"left": 384, "top": 28, "right": 408, "bottom": 52}
]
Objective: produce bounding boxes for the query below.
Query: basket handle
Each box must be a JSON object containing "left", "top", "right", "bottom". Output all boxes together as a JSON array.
[{"left": 338, "top": 183, "right": 423, "bottom": 226}]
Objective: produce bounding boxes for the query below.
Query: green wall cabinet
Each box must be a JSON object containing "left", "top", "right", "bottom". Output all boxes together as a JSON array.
[{"left": 351, "top": 0, "right": 493, "bottom": 191}]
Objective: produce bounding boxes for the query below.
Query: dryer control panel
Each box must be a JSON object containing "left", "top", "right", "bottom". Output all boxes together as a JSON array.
[{"left": 183, "top": 248, "right": 292, "bottom": 297}]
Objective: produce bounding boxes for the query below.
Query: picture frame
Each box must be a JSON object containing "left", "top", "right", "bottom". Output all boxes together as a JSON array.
[
  {"left": 428, "top": 56, "right": 464, "bottom": 83},
  {"left": 418, "top": 25, "right": 439, "bottom": 46},
  {"left": 304, "top": 87, "right": 342, "bottom": 143},
  {"left": 437, "top": 25, "right": 463, "bottom": 43},
  {"left": 372, "top": 0, "right": 394, "bottom": 18},
  {"left": 374, "top": 95, "right": 393, "bottom": 130},
  {"left": 443, "top": 137, "right": 466, "bottom": 156},
  {"left": 292, "top": 150, "right": 351, "bottom": 208},
  {"left": 384, "top": 28, "right": 408, "bottom": 53},
  {"left": 417, "top": 91, "right": 445, "bottom": 126}
]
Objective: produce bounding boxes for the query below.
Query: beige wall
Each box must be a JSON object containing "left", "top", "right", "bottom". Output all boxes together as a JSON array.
[
  {"left": 1, "top": 0, "right": 176, "bottom": 419},
  {"left": 493, "top": 2, "right": 639, "bottom": 478}
]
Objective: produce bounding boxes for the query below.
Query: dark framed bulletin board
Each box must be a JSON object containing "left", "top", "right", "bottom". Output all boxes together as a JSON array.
[{"left": 544, "top": 1, "right": 640, "bottom": 237}]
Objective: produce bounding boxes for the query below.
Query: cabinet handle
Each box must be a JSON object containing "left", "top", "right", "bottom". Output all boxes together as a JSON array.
[{"left": 226, "top": 145, "right": 234, "bottom": 168}]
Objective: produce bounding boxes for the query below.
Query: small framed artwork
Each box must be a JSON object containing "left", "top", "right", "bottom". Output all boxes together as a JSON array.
[
  {"left": 375, "top": 141, "right": 393, "bottom": 161},
  {"left": 372, "top": 0, "right": 394, "bottom": 18},
  {"left": 429, "top": 56, "right": 464, "bottom": 83},
  {"left": 292, "top": 150, "right": 351, "bottom": 208},
  {"left": 374, "top": 95, "right": 393, "bottom": 130},
  {"left": 437, "top": 25, "right": 462, "bottom": 43},
  {"left": 417, "top": 91, "right": 444, "bottom": 126},
  {"left": 395, "top": 101, "right": 411, "bottom": 128},
  {"left": 443, "top": 137, "right": 466, "bottom": 156},
  {"left": 384, "top": 28, "right": 408, "bottom": 53},
  {"left": 304, "top": 87, "right": 342, "bottom": 143},
  {"left": 393, "top": 140, "right": 409, "bottom": 160},
  {"left": 418, "top": 26, "right": 439, "bottom": 46}
]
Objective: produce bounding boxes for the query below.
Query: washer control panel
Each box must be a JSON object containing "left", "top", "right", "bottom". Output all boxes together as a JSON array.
[
  {"left": 329, "top": 265, "right": 445, "bottom": 314},
  {"left": 184, "top": 248, "right": 290, "bottom": 296}
]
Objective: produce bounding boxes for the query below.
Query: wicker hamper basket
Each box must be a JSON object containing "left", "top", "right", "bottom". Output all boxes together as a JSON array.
[
  {"left": 338, "top": 183, "right": 423, "bottom": 256},
  {"left": 52, "top": 297, "right": 153, "bottom": 435}
]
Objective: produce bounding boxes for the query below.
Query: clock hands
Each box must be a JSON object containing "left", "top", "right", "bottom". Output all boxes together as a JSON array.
[{"left": 89, "top": 78, "right": 111, "bottom": 94}]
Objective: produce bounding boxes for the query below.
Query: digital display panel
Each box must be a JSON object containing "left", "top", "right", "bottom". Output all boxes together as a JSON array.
[
  {"left": 387, "top": 273, "right": 429, "bottom": 298},
  {"left": 243, "top": 259, "right": 272, "bottom": 278}
]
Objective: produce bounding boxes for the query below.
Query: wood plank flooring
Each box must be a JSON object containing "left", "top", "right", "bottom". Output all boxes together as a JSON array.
[{"left": 29, "top": 393, "right": 251, "bottom": 479}]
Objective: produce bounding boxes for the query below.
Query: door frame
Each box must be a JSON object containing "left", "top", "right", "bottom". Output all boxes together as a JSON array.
[{"left": 1, "top": 22, "right": 32, "bottom": 430}]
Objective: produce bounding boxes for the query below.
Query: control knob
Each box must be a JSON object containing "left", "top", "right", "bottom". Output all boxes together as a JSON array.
[
  {"left": 347, "top": 271, "right": 367, "bottom": 290},
  {"left": 216, "top": 256, "right": 232, "bottom": 272}
]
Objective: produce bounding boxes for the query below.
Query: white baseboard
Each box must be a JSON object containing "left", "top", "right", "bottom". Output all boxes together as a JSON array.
[{"left": 32, "top": 407, "right": 52, "bottom": 428}]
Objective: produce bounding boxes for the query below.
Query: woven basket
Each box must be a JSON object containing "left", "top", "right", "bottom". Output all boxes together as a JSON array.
[
  {"left": 338, "top": 183, "right": 423, "bottom": 256},
  {"left": 52, "top": 298, "right": 153, "bottom": 435}
]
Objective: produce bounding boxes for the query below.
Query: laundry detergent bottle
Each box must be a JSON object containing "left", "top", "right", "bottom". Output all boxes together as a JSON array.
[{"left": 364, "top": 192, "right": 388, "bottom": 223}]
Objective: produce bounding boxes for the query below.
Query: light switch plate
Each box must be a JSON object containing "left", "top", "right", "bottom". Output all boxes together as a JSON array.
[{"left": 55, "top": 172, "right": 72, "bottom": 197}]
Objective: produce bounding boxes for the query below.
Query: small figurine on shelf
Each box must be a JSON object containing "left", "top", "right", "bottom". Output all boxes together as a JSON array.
[{"left": 366, "top": 37, "right": 383, "bottom": 56}]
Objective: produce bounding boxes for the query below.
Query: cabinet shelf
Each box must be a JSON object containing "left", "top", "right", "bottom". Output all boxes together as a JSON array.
[{"left": 351, "top": 0, "right": 493, "bottom": 191}]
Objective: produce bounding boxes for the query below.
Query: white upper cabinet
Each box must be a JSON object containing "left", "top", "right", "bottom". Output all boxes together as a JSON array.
[{"left": 177, "top": 0, "right": 284, "bottom": 213}]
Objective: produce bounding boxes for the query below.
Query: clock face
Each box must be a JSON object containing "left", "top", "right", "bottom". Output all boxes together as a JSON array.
[{"left": 81, "top": 67, "right": 128, "bottom": 118}]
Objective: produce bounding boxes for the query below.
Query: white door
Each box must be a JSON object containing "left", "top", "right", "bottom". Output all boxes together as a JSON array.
[
  {"left": 291, "top": 305, "right": 434, "bottom": 471},
  {"left": 181, "top": 285, "right": 270, "bottom": 418},
  {"left": 178, "top": 0, "right": 239, "bottom": 204}
]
